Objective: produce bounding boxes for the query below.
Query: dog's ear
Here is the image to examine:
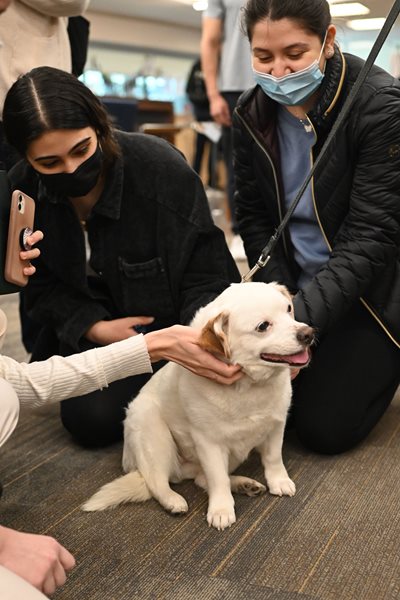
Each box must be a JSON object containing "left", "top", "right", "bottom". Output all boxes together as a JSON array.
[
  {"left": 198, "top": 312, "right": 230, "bottom": 359},
  {"left": 271, "top": 282, "right": 293, "bottom": 302}
]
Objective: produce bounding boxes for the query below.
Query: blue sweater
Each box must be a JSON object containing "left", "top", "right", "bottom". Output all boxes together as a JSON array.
[{"left": 277, "top": 106, "right": 329, "bottom": 288}]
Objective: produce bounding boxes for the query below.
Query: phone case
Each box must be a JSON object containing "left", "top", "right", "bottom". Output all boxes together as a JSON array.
[
  {"left": 0, "top": 171, "right": 19, "bottom": 294},
  {"left": 4, "top": 190, "right": 35, "bottom": 287}
]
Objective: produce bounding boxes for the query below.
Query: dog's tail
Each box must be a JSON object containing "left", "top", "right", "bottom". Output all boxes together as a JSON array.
[{"left": 82, "top": 471, "right": 151, "bottom": 511}]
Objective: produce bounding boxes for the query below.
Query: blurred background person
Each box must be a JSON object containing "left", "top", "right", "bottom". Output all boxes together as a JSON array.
[
  {"left": 201, "top": 0, "right": 253, "bottom": 260},
  {"left": 0, "top": 0, "right": 90, "bottom": 170},
  {"left": 186, "top": 57, "right": 216, "bottom": 188}
]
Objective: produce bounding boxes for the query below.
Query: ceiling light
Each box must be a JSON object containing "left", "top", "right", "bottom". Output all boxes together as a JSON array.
[
  {"left": 192, "top": 0, "right": 208, "bottom": 9},
  {"left": 330, "top": 3, "right": 370, "bottom": 17},
  {"left": 347, "top": 17, "right": 386, "bottom": 30}
]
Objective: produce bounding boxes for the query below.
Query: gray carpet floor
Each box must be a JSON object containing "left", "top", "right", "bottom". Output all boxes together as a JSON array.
[{"left": 1, "top": 294, "right": 400, "bottom": 600}]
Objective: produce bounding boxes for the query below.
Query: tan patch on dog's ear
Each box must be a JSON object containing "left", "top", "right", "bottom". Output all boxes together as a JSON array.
[
  {"left": 198, "top": 312, "right": 230, "bottom": 359},
  {"left": 272, "top": 282, "right": 293, "bottom": 302}
]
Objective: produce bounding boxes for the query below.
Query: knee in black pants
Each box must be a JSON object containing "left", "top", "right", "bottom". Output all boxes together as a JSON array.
[
  {"left": 60, "top": 373, "right": 152, "bottom": 448},
  {"left": 294, "top": 407, "right": 362, "bottom": 455},
  {"left": 293, "top": 380, "right": 397, "bottom": 455},
  {"left": 60, "top": 394, "right": 125, "bottom": 448},
  {"left": 291, "top": 304, "right": 400, "bottom": 455}
]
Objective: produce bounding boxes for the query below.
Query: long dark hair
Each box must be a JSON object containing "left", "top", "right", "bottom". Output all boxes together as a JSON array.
[
  {"left": 3, "top": 66, "right": 120, "bottom": 168},
  {"left": 242, "top": 0, "right": 331, "bottom": 42}
]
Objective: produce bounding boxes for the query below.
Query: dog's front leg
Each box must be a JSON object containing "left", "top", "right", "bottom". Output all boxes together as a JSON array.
[
  {"left": 191, "top": 432, "right": 235, "bottom": 530},
  {"left": 258, "top": 420, "right": 296, "bottom": 497}
]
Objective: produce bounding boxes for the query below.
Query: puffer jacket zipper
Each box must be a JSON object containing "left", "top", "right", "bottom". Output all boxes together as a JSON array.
[{"left": 234, "top": 107, "right": 290, "bottom": 260}]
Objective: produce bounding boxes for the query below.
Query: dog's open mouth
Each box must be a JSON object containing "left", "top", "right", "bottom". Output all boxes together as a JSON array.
[{"left": 260, "top": 349, "right": 310, "bottom": 367}]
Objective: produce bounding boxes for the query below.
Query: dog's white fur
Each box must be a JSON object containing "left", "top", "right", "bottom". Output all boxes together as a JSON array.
[{"left": 83, "top": 282, "right": 313, "bottom": 530}]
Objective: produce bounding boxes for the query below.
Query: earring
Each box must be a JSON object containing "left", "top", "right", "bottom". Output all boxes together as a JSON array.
[{"left": 327, "top": 48, "right": 334, "bottom": 57}]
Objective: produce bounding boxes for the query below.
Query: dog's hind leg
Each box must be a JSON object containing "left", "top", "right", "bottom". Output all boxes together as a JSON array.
[
  {"left": 194, "top": 471, "right": 266, "bottom": 497},
  {"left": 230, "top": 476, "right": 266, "bottom": 496},
  {"left": 133, "top": 410, "right": 189, "bottom": 515}
]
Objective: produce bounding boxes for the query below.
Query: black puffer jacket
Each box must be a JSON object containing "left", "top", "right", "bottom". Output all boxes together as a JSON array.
[{"left": 233, "top": 48, "right": 400, "bottom": 347}]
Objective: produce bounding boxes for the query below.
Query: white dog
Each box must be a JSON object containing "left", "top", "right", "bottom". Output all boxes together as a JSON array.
[{"left": 83, "top": 282, "right": 313, "bottom": 530}]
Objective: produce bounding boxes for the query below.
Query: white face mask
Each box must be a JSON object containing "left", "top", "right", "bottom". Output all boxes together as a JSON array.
[{"left": 0, "top": 309, "right": 7, "bottom": 351}]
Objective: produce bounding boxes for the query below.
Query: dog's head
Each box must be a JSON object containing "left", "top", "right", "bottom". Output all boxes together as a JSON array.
[{"left": 194, "top": 282, "right": 314, "bottom": 381}]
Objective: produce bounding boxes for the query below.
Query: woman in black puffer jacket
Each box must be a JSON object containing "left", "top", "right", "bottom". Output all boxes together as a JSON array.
[{"left": 233, "top": 0, "right": 400, "bottom": 454}]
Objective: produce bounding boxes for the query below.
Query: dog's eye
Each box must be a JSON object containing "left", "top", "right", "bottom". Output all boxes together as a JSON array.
[
  {"left": 256, "top": 321, "right": 270, "bottom": 332},
  {"left": 287, "top": 304, "right": 292, "bottom": 313}
]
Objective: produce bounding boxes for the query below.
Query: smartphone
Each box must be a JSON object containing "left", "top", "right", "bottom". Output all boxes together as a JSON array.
[
  {"left": 4, "top": 190, "right": 35, "bottom": 287},
  {"left": 0, "top": 171, "right": 20, "bottom": 294}
]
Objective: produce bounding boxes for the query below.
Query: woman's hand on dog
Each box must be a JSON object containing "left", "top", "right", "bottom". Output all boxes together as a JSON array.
[
  {"left": 290, "top": 368, "right": 301, "bottom": 380},
  {"left": 144, "top": 325, "right": 243, "bottom": 385}
]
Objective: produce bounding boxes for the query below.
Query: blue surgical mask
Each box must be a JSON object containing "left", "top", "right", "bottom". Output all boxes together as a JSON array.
[{"left": 253, "top": 34, "right": 328, "bottom": 106}]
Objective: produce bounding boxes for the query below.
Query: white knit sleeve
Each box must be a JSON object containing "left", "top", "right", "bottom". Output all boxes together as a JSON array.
[{"left": 0, "top": 335, "right": 152, "bottom": 408}]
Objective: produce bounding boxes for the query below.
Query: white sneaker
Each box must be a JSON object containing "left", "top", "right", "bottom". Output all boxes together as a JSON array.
[{"left": 229, "top": 234, "right": 247, "bottom": 261}]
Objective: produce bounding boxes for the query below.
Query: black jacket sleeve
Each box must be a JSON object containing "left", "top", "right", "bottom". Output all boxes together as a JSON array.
[{"left": 293, "top": 87, "right": 400, "bottom": 334}]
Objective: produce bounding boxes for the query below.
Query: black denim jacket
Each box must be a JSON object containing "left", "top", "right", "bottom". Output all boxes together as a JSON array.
[{"left": 10, "top": 131, "right": 240, "bottom": 350}]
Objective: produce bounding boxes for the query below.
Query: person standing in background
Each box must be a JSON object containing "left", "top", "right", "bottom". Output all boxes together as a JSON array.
[
  {"left": 0, "top": 0, "right": 90, "bottom": 170},
  {"left": 186, "top": 58, "right": 216, "bottom": 187},
  {"left": 201, "top": 0, "right": 254, "bottom": 260}
]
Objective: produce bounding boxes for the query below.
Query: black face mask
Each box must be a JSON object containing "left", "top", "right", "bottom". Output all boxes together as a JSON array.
[{"left": 37, "top": 145, "right": 103, "bottom": 197}]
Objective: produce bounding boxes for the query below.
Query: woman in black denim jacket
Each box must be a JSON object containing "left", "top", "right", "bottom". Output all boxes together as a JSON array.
[{"left": 3, "top": 66, "right": 240, "bottom": 447}]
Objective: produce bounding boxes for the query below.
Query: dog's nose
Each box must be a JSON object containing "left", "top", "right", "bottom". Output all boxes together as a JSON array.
[{"left": 296, "top": 326, "right": 314, "bottom": 345}]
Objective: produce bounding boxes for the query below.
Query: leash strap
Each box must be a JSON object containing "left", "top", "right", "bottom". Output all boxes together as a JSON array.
[{"left": 241, "top": 0, "right": 400, "bottom": 283}]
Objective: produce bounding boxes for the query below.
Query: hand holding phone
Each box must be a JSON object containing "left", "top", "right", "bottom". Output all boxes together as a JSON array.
[{"left": 5, "top": 190, "right": 35, "bottom": 287}]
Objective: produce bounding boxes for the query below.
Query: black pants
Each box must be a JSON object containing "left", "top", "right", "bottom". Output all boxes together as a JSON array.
[
  {"left": 291, "top": 303, "right": 400, "bottom": 455},
  {"left": 193, "top": 133, "right": 217, "bottom": 188},
  {"left": 31, "top": 327, "right": 165, "bottom": 448},
  {"left": 221, "top": 91, "right": 243, "bottom": 234}
]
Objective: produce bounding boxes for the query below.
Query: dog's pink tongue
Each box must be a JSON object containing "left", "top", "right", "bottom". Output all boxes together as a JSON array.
[{"left": 286, "top": 350, "right": 309, "bottom": 365}]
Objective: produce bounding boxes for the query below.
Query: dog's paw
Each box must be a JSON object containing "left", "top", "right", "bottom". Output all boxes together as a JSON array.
[
  {"left": 160, "top": 491, "right": 188, "bottom": 515},
  {"left": 207, "top": 507, "right": 236, "bottom": 530},
  {"left": 268, "top": 477, "right": 296, "bottom": 497},
  {"left": 242, "top": 480, "right": 266, "bottom": 496},
  {"left": 231, "top": 476, "right": 266, "bottom": 497}
]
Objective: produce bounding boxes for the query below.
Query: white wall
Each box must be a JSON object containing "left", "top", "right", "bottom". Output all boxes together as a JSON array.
[
  {"left": 85, "top": 10, "right": 400, "bottom": 76},
  {"left": 335, "top": 24, "right": 400, "bottom": 76},
  {"left": 86, "top": 10, "right": 201, "bottom": 56}
]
